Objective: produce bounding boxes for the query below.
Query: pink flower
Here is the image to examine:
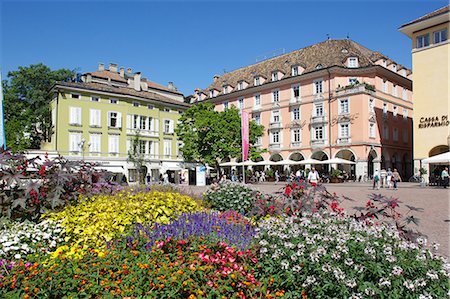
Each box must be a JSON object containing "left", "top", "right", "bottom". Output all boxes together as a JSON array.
[{"left": 156, "top": 241, "right": 165, "bottom": 249}]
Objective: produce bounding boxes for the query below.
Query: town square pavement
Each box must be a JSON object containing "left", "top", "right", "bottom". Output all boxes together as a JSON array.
[{"left": 179, "top": 181, "right": 450, "bottom": 257}]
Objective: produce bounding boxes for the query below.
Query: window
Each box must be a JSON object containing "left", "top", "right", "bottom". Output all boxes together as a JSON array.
[
  {"left": 314, "top": 126, "right": 324, "bottom": 140},
  {"left": 140, "top": 116, "right": 147, "bottom": 130},
  {"left": 147, "top": 104, "right": 154, "bottom": 110},
  {"left": 292, "top": 129, "right": 301, "bottom": 142},
  {"left": 382, "top": 80, "right": 388, "bottom": 93},
  {"left": 110, "top": 98, "right": 118, "bottom": 104},
  {"left": 348, "top": 57, "right": 358, "bottom": 68},
  {"left": 69, "top": 107, "right": 82, "bottom": 125},
  {"left": 402, "top": 88, "right": 408, "bottom": 100},
  {"left": 382, "top": 60, "right": 387, "bottom": 67},
  {"left": 132, "top": 101, "right": 140, "bottom": 107},
  {"left": 149, "top": 141, "right": 159, "bottom": 158},
  {"left": 292, "top": 66, "right": 299, "bottom": 76},
  {"left": 271, "top": 131, "right": 280, "bottom": 143},
  {"left": 416, "top": 34, "right": 429, "bottom": 48},
  {"left": 383, "top": 125, "right": 389, "bottom": 139},
  {"left": 314, "top": 79, "right": 323, "bottom": 94},
  {"left": 254, "top": 76, "right": 260, "bottom": 86},
  {"left": 392, "top": 84, "right": 397, "bottom": 97},
  {"left": 292, "top": 84, "right": 300, "bottom": 98},
  {"left": 369, "top": 98, "right": 375, "bottom": 113},
  {"left": 403, "top": 130, "right": 408, "bottom": 143},
  {"left": 238, "top": 81, "right": 244, "bottom": 90},
  {"left": 339, "top": 123, "right": 350, "bottom": 138},
  {"left": 223, "top": 85, "right": 229, "bottom": 94},
  {"left": 108, "top": 135, "right": 119, "bottom": 154},
  {"left": 403, "top": 109, "right": 408, "bottom": 119},
  {"left": 393, "top": 106, "right": 398, "bottom": 117},
  {"left": 393, "top": 128, "right": 399, "bottom": 141},
  {"left": 89, "top": 109, "right": 101, "bottom": 127},
  {"left": 383, "top": 102, "right": 388, "bottom": 115},
  {"left": 91, "top": 96, "right": 99, "bottom": 102},
  {"left": 272, "top": 72, "right": 278, "bottom": 81},
  {"left": 209, "top": 90, "right": 215, "bottom": 98},
  {"left": 238, "top": 98, "right": 244, "bottom": 110},
  {"left": 254, "top": 113, "right": 261, "bottom": 125},
  {"left": 272, "top": 90, "right": 279, "bottom": 102},
  {"left": 164, "top": 119, "right": 171, "bottom": 134},
  {"left": 90, "top": 134, "right": 101, "bottom": 153},
  {"left": 69, "top": 133, "right": 81, "bottom": 152},
  {"left": 254, "top": 94, "right": 261, "bottom": 107},
  {"left": 339, "top": 99, "right": 349, "bottom": 114},
  {"left": 434, "top": 29, "right": 448, "bottom": 44},
  {"left": 292, "top": 107, "right": 300, "bottom": 120},
  {"left": 369, "top": 123, "right": 376, "bottom": 138},
  {"left": 272, "top": 110, "right": 280, "bottom": 123},
  {"left": 223, "top": 101, "right": 229, "bottom": 110},
  {"left": 132, "top": 115, "right": 139, "bottom": 129},
  {"left": 315, "top": 103, "right": 324, "bottom": 116},
  {"left": 164, "top": 108, "right": 170, "bottom": 112},
  {"left": 255, "top": 137, "right": 262, "bottom": 145},
  {"left": 164, "top": 140, "right": 172, "bottom": 157},
  {"left": 71, "top": 94, "right": 80, "bottom": 99},
  {"left": 138, "top": 141, "right": 146, "bottom": 155},
  {"left": 108, "top": 111, "right": 122, "bottom": 128},
  {"left": 349, "top": 78, "right": 358, "bottom": 85}
]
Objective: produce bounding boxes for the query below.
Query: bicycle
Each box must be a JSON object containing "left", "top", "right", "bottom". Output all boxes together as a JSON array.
[{"left": 408, "top": 175, "right": 423, "bottom": 183}]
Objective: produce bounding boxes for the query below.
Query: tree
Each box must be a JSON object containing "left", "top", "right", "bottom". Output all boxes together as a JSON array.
[
  {"left": 3, "top": 64, "right": 75, "bottom": 151},
  {"left": 127, "top": 130, "right": 146, "bottom": 184},
  {"left": 175, "top": 103, "right": 265, "bottom": 170}
]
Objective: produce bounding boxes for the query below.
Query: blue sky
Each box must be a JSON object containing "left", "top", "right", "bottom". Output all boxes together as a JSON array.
[{"left": 1, "top": 0, "right": 447, "bottom": 95}]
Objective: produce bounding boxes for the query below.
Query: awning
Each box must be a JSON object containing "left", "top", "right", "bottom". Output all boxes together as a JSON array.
[{"left": 421, "top": 152, "right": 450, "bottom": 165}]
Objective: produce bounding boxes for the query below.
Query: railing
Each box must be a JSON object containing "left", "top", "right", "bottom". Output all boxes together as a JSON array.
[
  {"left": 337, "top": 137, "right": 351, "bottom": 144},
  {"left": 126, "top": 129, "right": 159, "bottom": 137},
  {"left": 310, "top": 115, "right": 327, "bottom": 124},
  {"left": 269, "top": 122, "right": 283, "bottom": 129},
  {"left": 336, "top": 83, "right": 375, "bottom": 96},
  {"left": 311, "top": 139, "right": 326, "bottom": 146},
  {"left": 291, "top": 142, "right": 301, "bottom": 148},
  {"left": 269, "top": 143, "right": 281, "bottom": 150}
]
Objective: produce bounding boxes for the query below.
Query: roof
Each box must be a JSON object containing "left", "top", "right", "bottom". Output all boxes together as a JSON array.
[
  {"left": 52, "top": 81, "right": 191, "bottom": 108},
  {"left": 201, "top": 39, "right": 410, "bottom": 97},
  {"left": 399, "top": 5, "right": 449, "bottom": 29}
]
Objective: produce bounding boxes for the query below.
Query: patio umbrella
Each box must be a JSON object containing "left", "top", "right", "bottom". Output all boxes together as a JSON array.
[
  {"left": 297, "top": 158, "right": 323, "bottom": 165},
  {"left": 421, "top": 152, "right": 450, "bottom": 165},
  {"left": 237, "top": 160, "right": 259, "bottom": 166},
  {"left": 322, "top": 157, "right": 356, "bottom": 164},
  {"left": 219, "top": 161, "right": 239, "bottom": 166}
]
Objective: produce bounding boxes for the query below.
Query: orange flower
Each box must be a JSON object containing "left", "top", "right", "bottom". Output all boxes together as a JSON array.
[
  {"left": 188, "top": 295, "right": 196, "bottom": 299},
  {"left": 34, "top": 287, "right": 40, "bottom": 294},
  {"left": 24, "top": 295, "right": 30, "bottom": 299}
]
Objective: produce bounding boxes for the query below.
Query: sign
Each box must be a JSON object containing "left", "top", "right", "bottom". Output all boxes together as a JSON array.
[
  {"left": 0, "top": 70, "right": 5, "bottom": 150},
  {"left": 241, "top": 111, "right": 249, "bottom": 161},
  {"left": 418, "top": 115, "right": 449, "bottom": 129},
  {"left": 196, "top": 166, "right": 206, "bottom": 186}
]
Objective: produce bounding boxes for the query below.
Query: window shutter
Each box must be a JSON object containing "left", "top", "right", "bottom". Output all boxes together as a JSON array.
[
  {"left": 154, "top": 118, "right": 159, "bottom": 132},
  {"left": 126, "top": 139, "right": 131, "bottom": 153},
  {"left": 76, "top": 108, "right": 81, "bottom": 125},
  {"left": 154, "top": 141, "right": 159, "bottom": 158},
  {"left": 126, "top": 114, "right": 131, "bottom": 129},
  {"left": 117, "top": 112, "right": 122, "bottom": 128},
  {"left": 169, "top": 120, "right": 174, "bottom": 133}
]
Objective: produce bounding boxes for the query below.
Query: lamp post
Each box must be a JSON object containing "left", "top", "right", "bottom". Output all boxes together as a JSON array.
[{"left": 78, "top": 138, "right": 91, "bottom": 161}]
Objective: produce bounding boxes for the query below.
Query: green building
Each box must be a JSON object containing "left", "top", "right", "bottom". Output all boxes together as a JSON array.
[{"left": 41, "top": 63, "right": 190, "bottom": 183}]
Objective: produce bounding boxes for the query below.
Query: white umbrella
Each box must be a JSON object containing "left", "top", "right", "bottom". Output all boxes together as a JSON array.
[
  {"left": 264, "top": 160, "right": 284, "bottom": 166},
  {"left": 237, "top": 160, "right": 259, "bottom": 166},
  {"left": 421, "top": 152, "right": 450, "bottom": 165},
  {"left": 322, "top": 157, "right": 356, "bottom": 165},
  {"left": 219, "top": 161, "right": 239, "bottom": 166},
  {"left": 280, "top": 159, "right": 303, "bottom": 165},
  {"left": 297, "top": 158, "right": 323, "bottom": 165}
]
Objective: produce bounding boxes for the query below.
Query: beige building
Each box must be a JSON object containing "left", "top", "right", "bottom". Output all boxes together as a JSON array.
[
  {"left": 196, "top": 39, "right": 414, "bottom": 180},
  {"left": 399, "top": 5, "right": 449, "bottom": 181}
]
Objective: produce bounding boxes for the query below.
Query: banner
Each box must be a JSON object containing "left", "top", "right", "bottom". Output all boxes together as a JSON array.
[
  {"left": 0, "top": 70, "right": 5, "bottom": 150},
  {"left": 241, "top": 111, "right": 249, "bottom": 161}
]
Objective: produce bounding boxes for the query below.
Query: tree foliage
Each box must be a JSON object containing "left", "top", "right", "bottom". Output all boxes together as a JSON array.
[
  {"left": 3, "top": 64, "right": 75, "bottom": 151},
  {"left": 175, "top": 103, "right": 265, "bottom": 168}
]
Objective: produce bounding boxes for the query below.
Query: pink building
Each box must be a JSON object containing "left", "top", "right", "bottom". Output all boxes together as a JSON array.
[{"left": 195, "top": 39, "right": 413, "bottom": 180}]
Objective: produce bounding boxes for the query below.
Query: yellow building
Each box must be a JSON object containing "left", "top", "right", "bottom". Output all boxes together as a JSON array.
[{"left": 399, "top": 5, "right": 449, "bottom": 181}]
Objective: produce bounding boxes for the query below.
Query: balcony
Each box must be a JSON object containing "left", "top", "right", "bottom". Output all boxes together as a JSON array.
[
  {"left": 252, "top": 105, "right": 262, "bottom": 112},
  {"left": 337, "top": 137, "right": 352, "bottom": 144},
  {"left": 310, "top": 115, "right": 328, "bottom": 124},
  {"left": 272, "top": 101, "right": 281, "bottom": 108},
  {"left": 290, "top": 120, "right": 302, "bottom": 128},
  {"left": 291, "top": 142, "right": 301, "bottom": 148},
  {"left": 127, "top": 128, "right": 159, "bottom": 137},
  {"left": 336, "top": 83, "right": 375, "bottom": 97},
  {"left": 311, "top": 139, "right": 326, "bottom": 147},
  {"left": 313, "top": 93, "right": 325, "bottom": 101},
  {"left": 269, "top": 143, "right": 281, "bottom": 151},
  {"left": 269, "top": 122, "right": 282, "bottom": 130},
  {"left": 289, "top": 97, "right": 301, "bottom": 105}
]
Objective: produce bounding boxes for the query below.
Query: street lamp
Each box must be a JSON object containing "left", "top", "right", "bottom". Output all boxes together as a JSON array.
[{"left": 78, "top": 138, "right": 91, "bottom": 160}]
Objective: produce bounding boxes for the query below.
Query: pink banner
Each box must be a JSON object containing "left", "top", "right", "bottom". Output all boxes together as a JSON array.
[{"left": 241, "top": 111, "right": 249, "bottom": 161}]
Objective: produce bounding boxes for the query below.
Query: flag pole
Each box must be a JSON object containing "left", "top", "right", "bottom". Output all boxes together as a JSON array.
[
  {"left": 241, "top": 110, "right": 249, "bottom": 184},
  {"left": 0, "top": 69, "right": 6, "bottom": 150}
]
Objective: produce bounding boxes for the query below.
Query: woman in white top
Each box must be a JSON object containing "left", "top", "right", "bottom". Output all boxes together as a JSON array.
[{"left": 308, "top": 167, "right": 320, "bottom": 187}]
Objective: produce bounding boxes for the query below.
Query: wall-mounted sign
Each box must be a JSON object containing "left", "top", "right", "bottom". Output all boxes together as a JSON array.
[{"left": 418, "top": 115, "right": 449, "bottom": 129}]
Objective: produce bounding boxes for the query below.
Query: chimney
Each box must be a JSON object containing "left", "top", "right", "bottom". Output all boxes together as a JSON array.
[
  {"left": 141, "top": 81, "right": 148, "bottom": 91},
  {"left": 98, "top": 63, "right": 104, "bottom": 71},
  {"left": 127, "top": 68, "right": 132, "bottom": 74},
  {"left": 119, "top": 67, "right": 125, "bottom": 77},
  {"left": 168, "top": 82, "right": 176, "bottom": 91},
  {"left": 109, "top": 63, "right": 118, "bottom": 73},
  {"left": 213, "top": 75, "right": 220, "bottom": 82},
  {"left": 86, "top": 74, "right": 92, "bottom": 83},
  {"left": 133, "top": 72, "right": 141, "bottom": 91}
]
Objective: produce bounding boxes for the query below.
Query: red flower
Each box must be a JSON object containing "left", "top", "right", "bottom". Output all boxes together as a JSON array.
[
  {"left": 284, "top": 186, "right": 292, "bottom": 196},
  {"left": 38, "top": 165, "right": 46, "bottom": 176}
]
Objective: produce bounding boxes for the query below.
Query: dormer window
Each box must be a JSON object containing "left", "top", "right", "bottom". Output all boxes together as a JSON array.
[
  {"left": 348, "top": 57, "right": 358, "bottom": 68},
  {"left": 382, "top": 60, "right": 387, "bottom": 67},
  {"left": 292, "top": 66, "right": 299, "bottom": 76},
  {"left": 315, "top": 64, "right": 323, "bottom": 70},
  {"left": 238, "top": 81, "right": 244, "bottom": 90},
  {"left": 210, "top": 90, "right": 215, "bottom": 98},
  {"left": 223, "top": 85, "right": 229, "bottom": 94},
  {"left": 254, "top": 76, "right": 260, "bottom": 86},
  {"left": 392, "top": 65, "right": 397, "bottom": 72},
  {"left": 272, "top": 72, "right": 278, "bottom": 81}
]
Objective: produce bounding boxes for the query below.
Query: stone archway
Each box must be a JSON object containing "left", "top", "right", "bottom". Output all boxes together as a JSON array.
[
  {"left": 288, "top": 152, "right": 305, "bottom": 173},
  {"left": 311, "top": 151, "right": 329, "bottom": 174},
  {"left": 428, "top": 145, "right": 449, "bottom": 178},
  {"left": 335, "top": 149, "right": 356, "bottom": 179},
  {"left": 269, "top": 153, "right": 284, "bottom": 175},
  {"left": 368, "top": 149, "right": 377, "bottom": 179}
]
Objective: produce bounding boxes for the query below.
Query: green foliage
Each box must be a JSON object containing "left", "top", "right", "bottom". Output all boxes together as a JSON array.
[
  {"left": 419, "top": 167, "right": 428, "bottom": 176},
  {"left": 126, "top": 129, "right": 145, "bottom": 184},
  {"left": 44, "top": 191, "right": 199, "bottom": 247},
  {"left": 204, "top": 182, "right": 259, "bottom": 215},
  {"left": 3, "top": 63, "right": 75, "bottom": 151},
  {"left": 175, "top": 103, "right": 265, "bottom": 168},
  {"left": 331, "top": 168, "right": 342, "bottom": 178}
]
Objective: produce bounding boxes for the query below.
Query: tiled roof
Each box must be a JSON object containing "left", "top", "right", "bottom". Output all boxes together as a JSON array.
[
  {"left": 399, "top": 5, "right": 449, "bottom": 28},
  {"left": 52, "top": 81, "right": 191, "bottom": 108},
  {"left": 87, "top": 70, "right": 127, "bottom": 83},
  {"left": 201, "top": 39, "right": 410, "bottom": 96}
]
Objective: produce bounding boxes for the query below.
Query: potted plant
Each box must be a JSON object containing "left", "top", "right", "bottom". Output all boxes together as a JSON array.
[
  {"left": 266, "top": 168, "right": 274, "bottom": 182},
  {"left": 330, "top": 169, "right": 342, "bottom": 183}
]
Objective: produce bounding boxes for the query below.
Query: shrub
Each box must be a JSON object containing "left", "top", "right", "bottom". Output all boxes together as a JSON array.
[
  {"left": 0, "top": 238, "right": 281, "bottom": 298},
  {"left": 203, "top": 182, "right": 259, "bottom": 215},
  {"left": 44, "top": 191, "right": 199, "bottom": 247},
  {"left": 0, "top": 218, "right": 64, "bottom": 261},
  {"left": 254, "top": 213, "right": 450, "bottom": 298}
]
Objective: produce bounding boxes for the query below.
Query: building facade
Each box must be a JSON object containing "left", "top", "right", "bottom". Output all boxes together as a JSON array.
[
  {"left": 399, "top": 5, "right": 449, "bottom": 179},
  {"left": 196, "top": 40, "right": 413, "bottom": 180},
  {"left": 41, "top": 63, "right": 190, "bottom": 183}
]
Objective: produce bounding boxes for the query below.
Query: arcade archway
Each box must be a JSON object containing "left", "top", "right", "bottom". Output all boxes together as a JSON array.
[
  {"left": 335, "top": 149, "right": 356, "bottom": 179},
  {"left": 311, "top": 151, "right": 329, "bottom": 174}
]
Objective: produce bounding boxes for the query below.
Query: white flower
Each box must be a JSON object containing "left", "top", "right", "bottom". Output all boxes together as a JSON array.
[
  {"left": 302, "top": 275, "right": 316, "bottom": 288},
  {"left": 281, "top": 260, "right": 289, "bottom": 270},
  {"left": 345, "top": 278, "right": 357, "bottom": 288},
  {"left": 364, "top": 288, "right": 375, "bottom": 296},
  {"left": 14, "top": 253, "right": 21, "bottom": 259},
  {"left": 403, "top": 279, "right": 415, "bottom": 291},
  {"left": 426, "top": 270, "right": 439, "bottom": 280},
  {"left": 392, "top": 266, "right": 403, "bottom": 276},
  {"left": 378, "top": 277, "right": 391, "bottom": 288}
]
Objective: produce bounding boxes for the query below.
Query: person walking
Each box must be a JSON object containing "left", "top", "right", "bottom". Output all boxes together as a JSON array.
[
  {"left": 441, "top": 167, "right": 449, "bottom": 188},
  {"left": 380, "top": 169, "right": 387, "bottom": 188},
  {"left": 373, "top": 169, "right": 380, "bottom": 190},
  {"left": 308, "top": 167, "right": 320, "bottom": 187},
  {"left": 386, "top": 168, "right": 393, "bottom": 189},
  {"left": 260, "top": 170, "right": 266, "bottom": 183},
  {"left": 392, "top": 168, "right": 402, "bottom": 190},
  {"left": 275, "top": 170, "right": 280, "bottom": 183}
]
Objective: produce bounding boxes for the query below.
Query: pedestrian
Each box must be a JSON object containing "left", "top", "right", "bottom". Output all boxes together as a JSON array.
[
  {"left": 255, "top": 171, "right": 260, "bottom": 184},
  {"left": 373, "top": 169, "right": 380, "bottom": 190},
  {"left": 380, "top": 168, "right": 387, "bottom": 188},
  {"left": 386, "top": 168, "right": 393, "bottom": 189},
  {"left": 275, "top": 170, "right": 280, "bottom": 183},
  {"left": 295, "top": 169, "right": 301, "bottom": 181},
  {"left": 441, "top": 167, "right": 449, "bottom": 188},
  {"left": 308, "top": 167, "right": 320, "bottom": 187},
  {"left": 392, "top": 168, "right": 402, "bottom": 190},
  {"left": 163, "top": 172, "right": 169, "bottom": 184},
  {"left": 260, "top": 170, "right": 266, "bottom": 182}
]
